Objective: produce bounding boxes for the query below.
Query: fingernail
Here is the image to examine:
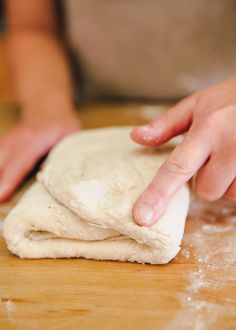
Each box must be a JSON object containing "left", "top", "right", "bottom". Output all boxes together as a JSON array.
[{"left": 135, "top": 203, "right": 155, "bottom": 225}]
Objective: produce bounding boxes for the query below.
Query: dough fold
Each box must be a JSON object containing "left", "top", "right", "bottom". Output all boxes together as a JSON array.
[{"left": 3, "top": 127, "right": 189, "bottom": 264}]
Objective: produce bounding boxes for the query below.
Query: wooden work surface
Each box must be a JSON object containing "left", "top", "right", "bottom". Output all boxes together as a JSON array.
[
  {"left": 0, "top": 103, "right": 236, "bottom": 330},
  {"left": 0, "top": 36, "right": 235, "bottom": 329}
]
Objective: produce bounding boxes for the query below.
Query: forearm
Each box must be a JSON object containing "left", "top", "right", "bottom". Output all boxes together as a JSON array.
[
  {"left": 6, "top": 29, "right": 75, "bottom": 120},
  {"left": 0, "top": 0, "right": 81, "bottom": 202}
]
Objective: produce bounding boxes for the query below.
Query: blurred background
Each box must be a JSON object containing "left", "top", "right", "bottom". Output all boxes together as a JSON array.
[{"left": 0, "top": 1, "right": 14, "bottom": 105}]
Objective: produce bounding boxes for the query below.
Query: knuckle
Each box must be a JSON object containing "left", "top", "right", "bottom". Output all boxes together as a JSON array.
[
  {"left": 193, "top": 91, "right": 210, "bottom": 110},
  {"left": 164, "top": 159, "right": 193, "bottom": 177},
  {"left": 148, "top": 182, "right": 166, "bottom": 200},
  {"left": 205, "top": 109, "right": 226, "bottom": 128},
  {"left": 139, "top": 181, "right": 166, "bottom": 203}
]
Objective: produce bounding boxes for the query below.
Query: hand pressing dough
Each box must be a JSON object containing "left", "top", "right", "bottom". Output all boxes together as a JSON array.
[{"left": 3, "top": 127, "right": 190, "bottom": 264}]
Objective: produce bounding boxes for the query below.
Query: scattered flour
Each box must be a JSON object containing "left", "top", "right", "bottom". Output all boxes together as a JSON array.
[
  {"left": 166, "top": 195, "right": 236, "bottom": 329},
  {"left": 0, "top": 298, "right": 15, "bottom": 323},
  {"left": 5, "top": 300, "right": 15, "bottom": 311},
  {"left": 5, "top": 300, "right": 15, "bottom": 322}
]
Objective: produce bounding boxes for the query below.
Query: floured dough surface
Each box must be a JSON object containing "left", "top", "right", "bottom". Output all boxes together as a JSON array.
[{"left": 3, "top": 127, "right": 190, "bottom": 264}]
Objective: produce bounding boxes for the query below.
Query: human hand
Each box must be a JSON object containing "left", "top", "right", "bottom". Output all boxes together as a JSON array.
[
  {"left": 131, "top": 77, "right": 236, "bottom": 226},
  {"left": 0, "top": 111, "right": 81, "bottom": 202}
]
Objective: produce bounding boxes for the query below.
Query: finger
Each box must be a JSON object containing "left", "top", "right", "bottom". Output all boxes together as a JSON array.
[
  {"left": 0, "top": 149, "right": 41, "bottom": 202},
  {"left": 0, "top": 149, "right": 8, "bottom": 169},
  {"left": 131, "top": 96, "right": 196, "bottom": 147},
  {"left": 225, "top": 179, "right": 236, "bottom": 201},
  {"left": 133, "top": 129, "right": 211, "bottom": 226},
  {"left": 195, "top": 150, "right": 236, "bottom": 201}
]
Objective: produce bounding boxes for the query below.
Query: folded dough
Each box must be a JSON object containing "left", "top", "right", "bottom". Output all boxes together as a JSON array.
[{"left": 3, "top": 127, "right": 189, "bottom": 264}]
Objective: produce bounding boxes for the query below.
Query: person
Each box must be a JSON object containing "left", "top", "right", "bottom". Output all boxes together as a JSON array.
[{"left": 1, "top": 0, "right": 236, "bottom": 227}]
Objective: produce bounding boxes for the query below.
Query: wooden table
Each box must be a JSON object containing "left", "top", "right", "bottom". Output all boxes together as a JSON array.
[{"left": 0, "top": 103, "right": 236, "bottom": 330}]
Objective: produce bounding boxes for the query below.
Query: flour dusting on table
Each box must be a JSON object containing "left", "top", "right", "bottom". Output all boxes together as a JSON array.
[
  {"left": 167, "top": 196, "right": 236, "bottom": 329},
  {"left": 5, "top": 300, "right": 15, "bottom": 323}
]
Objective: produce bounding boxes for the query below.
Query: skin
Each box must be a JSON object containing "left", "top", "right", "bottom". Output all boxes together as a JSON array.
[
  {"left": 0, "top": 0, "right": 81, "bottom": 202},
  {"left": 1, "top": 1, "right": 236, "bottom": 227},
  {"left": 131, "top": 77, "right": 236, "bottom": 226}
]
